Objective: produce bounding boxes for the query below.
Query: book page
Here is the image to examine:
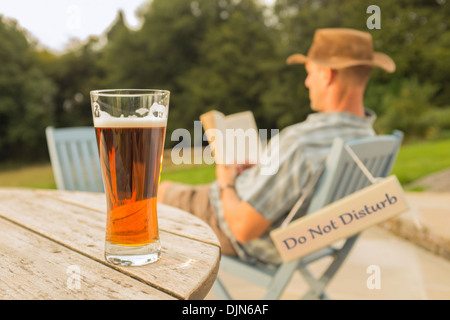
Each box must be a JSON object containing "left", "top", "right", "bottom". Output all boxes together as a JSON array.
[
  {"left": 224, "top": 111, "right": 260, "bottom": 164},
  {"left": 200, "top": 110, "right": 226, "bottom": 163},
  {"left": 223, "top": 111, "right": 257, "bottom": 131},
  {"left": 200, "top": 110, "right": 260, "bottom": 165},
  {"left": 200, "top": 110, "right": 225, "bottom": 134}
]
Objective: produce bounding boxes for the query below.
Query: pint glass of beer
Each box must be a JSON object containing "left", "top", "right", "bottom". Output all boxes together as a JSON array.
[{"left": 90, "top": 89, "right": 169, "bottom": 266}]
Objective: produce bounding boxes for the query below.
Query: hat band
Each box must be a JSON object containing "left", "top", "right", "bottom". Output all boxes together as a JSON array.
[{"left": 286, "top": 52, "right": 395, "bottom": 73}]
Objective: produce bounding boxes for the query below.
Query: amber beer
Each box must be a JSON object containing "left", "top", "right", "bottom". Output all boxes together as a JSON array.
[
  {"left": 96, "top": 125, "right": 166, "bottom": 246},
  {"left": 91, "top": 89, "right": 169, "bottom": 266}
]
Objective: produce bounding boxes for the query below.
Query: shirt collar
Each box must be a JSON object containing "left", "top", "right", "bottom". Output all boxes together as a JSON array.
[{"left": 306, "top": 109, "right": 376, "bottom": 126}]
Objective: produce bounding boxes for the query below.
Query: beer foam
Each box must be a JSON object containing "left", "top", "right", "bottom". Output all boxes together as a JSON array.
[
  {"left": 94, "top": 111, "right": 167, "bottom": 128},
  {"left": 94, "top": 102, "right": 168, "bottom": 128}
]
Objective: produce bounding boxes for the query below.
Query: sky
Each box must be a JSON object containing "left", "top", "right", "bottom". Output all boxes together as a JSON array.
[
  {"left": 0, "top": 0, "right": 149, "bottom": 52},
  {"left": 1, "top": 0, "right": 276, "bottom": 53}
]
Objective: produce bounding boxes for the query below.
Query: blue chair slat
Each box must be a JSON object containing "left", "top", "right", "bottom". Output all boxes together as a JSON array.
[{"left": 46, "top": 126, "right": 103, "bottom": 193}]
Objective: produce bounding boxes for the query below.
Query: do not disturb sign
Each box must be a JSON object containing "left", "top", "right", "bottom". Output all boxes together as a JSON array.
[{"left": 270, "top": 176, "right": 409, "bottom": 263}]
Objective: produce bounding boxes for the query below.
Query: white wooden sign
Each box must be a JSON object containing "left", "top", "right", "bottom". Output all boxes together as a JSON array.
[{"left": 270, "top": 176, "right": 409, "bottom": 262}]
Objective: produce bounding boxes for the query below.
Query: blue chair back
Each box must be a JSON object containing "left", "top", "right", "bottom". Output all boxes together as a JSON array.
[{"left": 46, "top": 126, "right": 103, "bottom": 192}]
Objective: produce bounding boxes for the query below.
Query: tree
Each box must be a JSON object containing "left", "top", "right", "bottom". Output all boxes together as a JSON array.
[
  {"left": 0, "top": 16, "right": 57, "bottom": 161},
  {"left": 38, "top": 37, "right": 103, "bottom": 128},
  {"left": 97, "top": 10, "right": 139, "bottom": 89}
]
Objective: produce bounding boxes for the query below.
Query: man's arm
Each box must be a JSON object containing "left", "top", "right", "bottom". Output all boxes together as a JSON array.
[{"left": 216, "top": 165, "right": 271, "bottom": 243}]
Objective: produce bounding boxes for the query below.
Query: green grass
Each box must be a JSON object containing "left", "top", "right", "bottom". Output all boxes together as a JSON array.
[
  {"left": 0, "top": 138, "right": 449, "bottom": 190},
  {"left": 391, "top": 139, "right": 450, "bottom": 185},
  {"left": 160, "top": 164, "right": 216, "bottom": 185},
  {"left": 0, "top": 163, "right": 56, "bottom": 189},
  {"left": 0, "top": 161, "right": 216, "bottom": 189}
]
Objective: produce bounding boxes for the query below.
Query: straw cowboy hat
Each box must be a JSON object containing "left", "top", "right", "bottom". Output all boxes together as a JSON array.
[{"left": 286, "top": 28, "right": 395, "bottom": 73}]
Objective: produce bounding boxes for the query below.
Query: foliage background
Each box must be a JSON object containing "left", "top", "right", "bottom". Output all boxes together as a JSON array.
[{"left": 0, "top": 0, "right": 449, "bottom": 163}]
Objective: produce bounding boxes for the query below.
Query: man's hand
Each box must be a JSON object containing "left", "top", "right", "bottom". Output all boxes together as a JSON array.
[{"left": 215, "top": 163, "right": 270, "bottom": 243}]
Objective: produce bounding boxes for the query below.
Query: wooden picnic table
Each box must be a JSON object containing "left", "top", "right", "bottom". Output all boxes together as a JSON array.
[{"left": 0, "top": 188, "right": 221, "bottom": 300}]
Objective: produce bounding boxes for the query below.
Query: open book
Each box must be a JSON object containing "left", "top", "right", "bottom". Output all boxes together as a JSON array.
[{"left": 200, "top": 110, "right": 261, "bottom": 165}]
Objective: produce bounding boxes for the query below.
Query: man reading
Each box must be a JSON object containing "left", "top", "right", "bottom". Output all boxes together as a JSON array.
[{"left": 159, "top": 28, "right": 395, "bottom": 266}]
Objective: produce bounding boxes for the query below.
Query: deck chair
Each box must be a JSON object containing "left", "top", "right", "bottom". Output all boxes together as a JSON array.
[
  {"left": 45, "top": 126, "right": 103, "bottom": 192},
  {"left": 212, "top": 130, "right": 404, "bottom": 300}
]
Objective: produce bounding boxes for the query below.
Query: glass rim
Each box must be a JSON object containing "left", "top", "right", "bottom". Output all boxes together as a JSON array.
[{"left": 90, "top": 89, "right": 170, "bottom": 97}]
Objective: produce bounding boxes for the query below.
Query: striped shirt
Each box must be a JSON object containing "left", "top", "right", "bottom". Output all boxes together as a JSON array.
[{"left": 210, "top": 110, "right": 376, "bottom": 265}]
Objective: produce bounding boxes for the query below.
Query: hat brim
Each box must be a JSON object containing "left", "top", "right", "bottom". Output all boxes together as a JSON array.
[{"left": 286, "top": 52, "right": 395, "bottom": 73}]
